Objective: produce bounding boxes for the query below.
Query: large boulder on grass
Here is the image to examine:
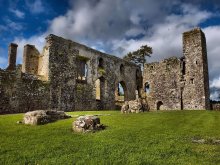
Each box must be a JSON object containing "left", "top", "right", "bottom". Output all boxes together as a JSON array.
[
  {"left": 23, "top": 110, "right": 71, "bottom": 125},
  {"left": 72, "top": 115, "right": 105, "bottom": 133},
  {"left": 128, "top": 99, "right": 143, "bottom": 113},
  {"left": 121, "top": 98, "right": 149, "bottom": 113}
]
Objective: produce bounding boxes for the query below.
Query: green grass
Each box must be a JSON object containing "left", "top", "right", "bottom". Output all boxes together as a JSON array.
[{"left": 0, "top": 110, "right": 220, "bottom": 165}]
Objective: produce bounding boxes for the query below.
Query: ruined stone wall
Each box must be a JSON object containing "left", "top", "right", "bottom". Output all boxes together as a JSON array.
[
  {"left": 38, "top": 46, "right": 49, "bottom": 81},
  {"left": 211, "top": 103, "right": 220, "bottom": 110},
  {"left": 69, "top": 39, "right": 139, "bottom": 110},
  {"left": 182, "top": 28, "right": 210, "bottom": 110},
  {"left": 143, "top": 28, "right": 210, "bottom": 110},
  {"left": 0, "top": 66, "right": 49, "bottom": 114},
  {"left": 22, "top": 44, "right": 40, "bottom": 75},
  {"left": 46, "top": 35, "right": 77, "bottom": 111},
  {"left": 143, "top": 57, "right": 182, "bottom": 110}
]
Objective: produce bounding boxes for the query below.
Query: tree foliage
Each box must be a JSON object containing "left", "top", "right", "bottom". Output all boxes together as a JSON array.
[{"left": 123, "top": 45, "right": 153, "bottom": 68}]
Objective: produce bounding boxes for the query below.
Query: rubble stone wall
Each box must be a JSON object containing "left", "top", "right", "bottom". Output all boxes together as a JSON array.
[
  {"left": 143, "top": 28, "right": 210, "bottom": 110},
  {"left": 143, "top": 57, "right": 182, "bottom": 110},
  {"left": 47, "top": 35, "right": 140, "bottom": 111},
  {"left": 0, "top": 67, "right": 49, "bottom": 114},
  {"left": 182, "top": 28, "right": 210, "bottom": 110}
]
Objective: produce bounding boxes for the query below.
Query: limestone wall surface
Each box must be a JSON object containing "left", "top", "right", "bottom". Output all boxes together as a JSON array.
[
  {"left": 143, "top": 28, "right": 210, "bottom": 110},
  {"left": 182, "top": 28, "right": 210, "bottom": 110},
  {"left": 0, "top": 66, "right": 49, "bottom": 114},
  {"left": 143, "top": 57, "right": 182, "bottom": 110}
]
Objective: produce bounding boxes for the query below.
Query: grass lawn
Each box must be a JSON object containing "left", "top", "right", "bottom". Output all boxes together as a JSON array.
[{"left": 0, "top": 110, "right": 220, "bottom": 165}]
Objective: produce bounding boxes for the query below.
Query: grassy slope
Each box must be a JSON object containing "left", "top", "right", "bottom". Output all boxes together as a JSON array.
[{"left": 0, "top": 110, "right": 220, "bottom": 165}]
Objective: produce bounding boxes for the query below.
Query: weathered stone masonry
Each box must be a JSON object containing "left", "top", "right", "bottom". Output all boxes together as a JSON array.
[
  {"left": 0, "top": 27, "right": 212, "bottom": 113},
  {"left": 0, "top": 34, "right": 140, "bottom": 113},
  {"left": 143, "top": 28, "right": 210, "bottom": 110}
]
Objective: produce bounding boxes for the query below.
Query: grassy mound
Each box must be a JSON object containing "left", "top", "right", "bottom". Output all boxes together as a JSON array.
[{"left": 0, "top": 110, "right": 220, "bottom": 164}]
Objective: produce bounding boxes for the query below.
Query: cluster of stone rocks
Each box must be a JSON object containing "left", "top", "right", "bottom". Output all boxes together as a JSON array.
[
  {"left": 23, "top": 110, "right": 71, "bottom": 125},
  {"left": 72, "top": 115, "right": 105, "bottom": 133},
  {"left": 22, "top": 110, "right": 105, "bottom": 133},
  {"left": 121, "top": 99, "right": 149, "bottom": 113}
]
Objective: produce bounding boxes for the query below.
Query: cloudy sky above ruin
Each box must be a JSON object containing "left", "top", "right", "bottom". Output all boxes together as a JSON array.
[{"left": 1, "top": 0, "right": 220, "bottom": 99}]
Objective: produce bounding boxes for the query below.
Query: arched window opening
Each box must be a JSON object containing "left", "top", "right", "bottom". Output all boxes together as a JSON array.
[
  {"left": 95, "top": 79, "right": 101, "bottom": 100},
  {"left": 120, "top": 64, "right": 124, "bottom": 74},
  {"left": 115, "top": 81, "right": 127, "bottom": 102},
  {"left": 95, "top": 77, "right": 105, "bottom": 101},
  {"left": 157, "top": 101, "right": 163, "bottom": 110},
  {"left": 145, "top": 82, "right": 150, "bottom": 94},
  {"left": 76, "top": 56, "right": 88, "bottom": 83},
  {"left": 118, "top": 82, "right": 125, "bottom": 101}
]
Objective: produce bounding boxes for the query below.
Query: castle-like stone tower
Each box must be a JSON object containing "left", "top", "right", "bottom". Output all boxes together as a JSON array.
[
  {"left": 182, "top": 28, "right": 210, "bottom": 110},
  {"left": 6, "top": 43, "right": 18, "bottom": 70}
]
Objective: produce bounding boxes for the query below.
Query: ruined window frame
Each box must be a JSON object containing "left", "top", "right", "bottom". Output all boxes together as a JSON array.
[
  {"left": 76, "top": 55, "right": 89, "bottom": 84},
  {"left": 145, "top": 82, "right": 150, "bottom": 94}
]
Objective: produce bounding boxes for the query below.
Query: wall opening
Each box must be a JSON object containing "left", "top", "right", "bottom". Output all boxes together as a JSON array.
[
  {"left": 180, "top": 87, "right": 183, "bottom": 110},
  {"left": 144, "top": 82, "right": 150, "bottom": 94},
  {"left": 120, "top": 64, "right": 124, "bottom": 75},
  {"left": 190, "top": 78, "right": 194, "bottom": 84},
  {"left": 115, "top": 81, "right": 127, "bottom": 109},
  {"left": 76, "top": 57, "right": 88, "bottom": 83},
  {"left": 181, "top": 58, "right": 186, "bottom": 75},
  {"left": 98, "top": 58, "right": 104, "bottom": 69},
  {"left": 95, "top": 77, "right": 105, "bottom": 110},
  {"left": 156, "top": 101, "right": 163, "bottom": 110},
  {"left": 115, "top": 81, "right": 127, "bottom": 102},
  {"left": 95, "top": 77, "right": 105, "bottom": 100}
]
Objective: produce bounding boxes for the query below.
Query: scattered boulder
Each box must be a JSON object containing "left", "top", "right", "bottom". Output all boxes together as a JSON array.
[
  {"left": 121, "top": 99, "right": 149, "bottom": 113},
  {"left": 128, "top": 99, "right": 142, "bottom": 113},
  {"left": 121, "top": 101, "right": 129, "bottom": 113},
  {"left": 72, "top": 115, "right": 105, "bottom": 133},
  {"left": 23, "top": 110, "right": 71, "bottom": 125}
]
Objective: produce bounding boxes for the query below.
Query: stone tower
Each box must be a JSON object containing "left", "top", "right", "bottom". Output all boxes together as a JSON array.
[
  {"left": 6, "top": 43, "right": 18, "bottom": 70},
  {"left": 182, "top": 28, "right": 210, "bottom": 110}
]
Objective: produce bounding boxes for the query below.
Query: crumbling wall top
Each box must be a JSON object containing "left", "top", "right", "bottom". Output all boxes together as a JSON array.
[{"left": 45, "top": 34, "right": 139, "bottom": 67}]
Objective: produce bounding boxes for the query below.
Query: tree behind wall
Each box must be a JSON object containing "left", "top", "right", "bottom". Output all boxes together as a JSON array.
[{"left": 123, "top": 45, "right": 153, "bottom": 69}]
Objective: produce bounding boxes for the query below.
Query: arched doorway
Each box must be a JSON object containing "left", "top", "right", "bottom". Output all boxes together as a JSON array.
[{"left": 156, "top": 101, "right": 163, "bottom": 110}]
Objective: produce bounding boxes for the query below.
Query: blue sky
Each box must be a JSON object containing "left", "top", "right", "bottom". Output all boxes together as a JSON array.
[{"left": 1, "top": 0, "right": 220, "bottom": 99}]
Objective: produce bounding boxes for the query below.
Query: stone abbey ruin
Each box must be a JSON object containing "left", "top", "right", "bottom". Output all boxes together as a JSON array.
[{"left": 0, "top": 28, "right": 211, "bottom": 113}]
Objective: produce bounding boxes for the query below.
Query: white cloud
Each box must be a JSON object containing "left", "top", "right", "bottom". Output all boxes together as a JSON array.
[
  {"left": 210, "top": 90, "right": 220, "bottom": 101},
  {"left": 9, "top": 9, "right": 25, "bottom": 18},
  {"left": 210, "top": 77, "right": 220, "bottom": 88}
]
